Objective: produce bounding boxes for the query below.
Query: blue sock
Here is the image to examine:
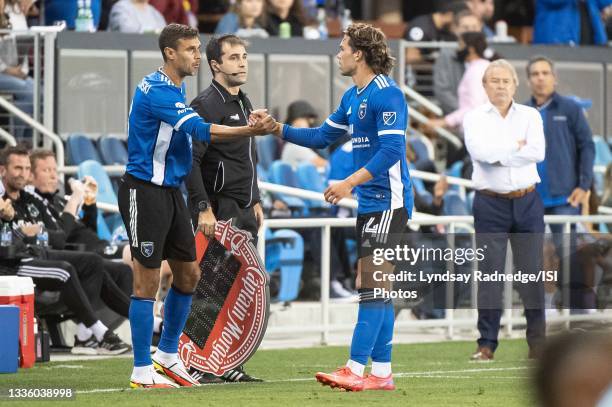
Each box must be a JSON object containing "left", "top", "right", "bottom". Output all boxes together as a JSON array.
[
  {"left": 371, "top": 300, "right": 395, "bottom": 363},
  {"left": 158, "top": 285, "right": 193, "bottom": 354},
  {"left": 130, "top": 296, "right": 155, "bottom": 367},
  {"left": 349, "top": 292, "right": 385, "bottom": 365}
]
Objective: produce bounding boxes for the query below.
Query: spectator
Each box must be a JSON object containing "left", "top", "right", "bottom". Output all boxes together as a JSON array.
[
  {"left": 4, "top": 0, "right": 36, "bottom": 30},
  {"left": 533, "top": 0, "right": 612, "bottom": 45},
  {"left": 525, "top": 56, "right": 595, "bottom": 312},
  {"left": 44, "top": 0, "right": 102, "bottom": 30},
  {"left": 464, "top": 59, "right": 546, "bottom": 361},
  {"left": 465, "top": 0, "right": 495, "bottom": 38},
  {"left": 404, "top": 1, "right": 465, "bottom": 43},
  {"left": 265, "top": 0, "right": 309, "bottom": 37},
  {"left": 108, "top": 0, "right": 166, "bottom": 33},
  {"left": 280, "top": 100, "right": 328, "bottom": 170},
  {"left": 433, "top": 10, "right": 483, "bottom": 114},
  {"left": 149, "top": 0, "right": 198, "bottom": 27},
  {"left": 215, "top": 0, "right": 268, "bottom": 38},
  {"left": 429, "top": 31, "right": 490, "bottom": 131},
  {"left": 0, "top": 15, "right": 33, "bottom": 140}
]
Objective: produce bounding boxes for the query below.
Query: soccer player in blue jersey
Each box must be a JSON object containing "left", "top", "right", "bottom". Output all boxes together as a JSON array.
[
  {"left": 266, "top": 22, "right": 413, "bottom": 391},
  {"left": 118, "top": 24, "right": 274, "bottom": 388}
]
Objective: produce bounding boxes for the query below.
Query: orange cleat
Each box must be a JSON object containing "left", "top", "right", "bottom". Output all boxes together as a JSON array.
[
  {"left": 315, "top": 367, "right": 364, "bottom": 392},
  {"left": 363, "top": 373, "right": 396, "bottom": 391}
]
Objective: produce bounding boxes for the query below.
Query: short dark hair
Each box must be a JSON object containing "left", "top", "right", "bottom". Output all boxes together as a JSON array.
[
  {"left": 30, "top": 149, "right": 55, "bottom": 172},
  {"left": 526, "top": 55, "right": 556, "bottom": 77},
  {"left": 0, "top": 145, "right": 29, "bottom": 167},
  {"left": 158, "top": 23, "right": 200, "bottom": 62},
  {"left": 205, "top": 34, "right": 248, "bottom": 75},
  {"left": 440, "top": 1, "right": 469, "bottom": 14},
  {"left": 344, "top": 23, "right": 395, "bottom": 76}
]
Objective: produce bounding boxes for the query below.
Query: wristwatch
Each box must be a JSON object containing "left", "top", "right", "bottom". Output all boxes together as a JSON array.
[{"left": 198, "top": 200, "right": 210, "bottom": 211}]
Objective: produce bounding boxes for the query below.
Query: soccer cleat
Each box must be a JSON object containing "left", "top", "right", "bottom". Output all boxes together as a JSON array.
[
  {"left": 221, "top": 365, "right": 263, "bottom": 382},
  {"left": 363, "top": 374, "right": 396, "bottom": 391},
  {"left": 71, "top": 335, "right": 99, "bottom": 355},
  {"left": 189, "top": 368, "right": 224, "bottom": 384},
  {"left": 315, "top": 367, "right": 364, "bottom": 391},
  {"left": 130, "top": 366, "right": 179, "bottom": 389},
  {"left": 97, "top": 331, "right": 132, "bottom": 355},
  {"left": 152, "top": 356, "right": 200, "bottom": 387}
]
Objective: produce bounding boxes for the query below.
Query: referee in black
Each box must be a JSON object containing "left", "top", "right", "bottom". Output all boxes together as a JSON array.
[{"left": 185, "top": 34, "right": 263, "bottom": 383}]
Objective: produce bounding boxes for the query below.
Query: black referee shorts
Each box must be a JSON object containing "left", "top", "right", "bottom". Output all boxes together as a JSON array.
[
  {"left": 355, "top": 207, "right": 409, "bottom": 259},
  {"left": 118, "top": 173, "right": 196, "bottom": 269}
]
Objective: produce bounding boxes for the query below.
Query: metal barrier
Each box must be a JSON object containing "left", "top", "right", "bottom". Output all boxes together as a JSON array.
[{"left": 259, "top": 215, "right": 612, "bottom": 344}]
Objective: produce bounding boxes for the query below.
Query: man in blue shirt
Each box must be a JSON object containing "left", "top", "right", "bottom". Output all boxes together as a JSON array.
[
  {"left": 118, "top": 23, "right": 274, "bottom": 389},
  {"left": 525, "top": 56, "right": 595, "bottom": 312},
  {"left": 262, "top": 23, "right": 413, "bottom": 392}
]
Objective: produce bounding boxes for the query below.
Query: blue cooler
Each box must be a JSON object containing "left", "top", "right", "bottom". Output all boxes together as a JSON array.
[{"left": 0, "top": 305, "right": 19, "bottom": 373}]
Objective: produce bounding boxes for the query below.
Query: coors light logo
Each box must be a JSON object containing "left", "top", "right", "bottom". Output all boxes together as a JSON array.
[{"left": 179, "top": 220, "right": 270, "bottom": 376}]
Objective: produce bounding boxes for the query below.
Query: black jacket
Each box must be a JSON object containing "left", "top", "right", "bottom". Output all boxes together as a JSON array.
[
  {"left": 33, "top": 188, "right": 106, "bottom": 252},
  {"left": 186, "top": 80, "right": 260, "bottom": 211},
  {"left": 6, "top": 189, "right": 66, "bottom": 250}
]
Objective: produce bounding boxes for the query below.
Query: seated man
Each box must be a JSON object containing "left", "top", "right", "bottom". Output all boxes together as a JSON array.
[
  {"left": 1, "top": 146, "right": 132, "bottom": 354},
  {"left": 0, "top": 193, "right": 129, "bottom": 355}
]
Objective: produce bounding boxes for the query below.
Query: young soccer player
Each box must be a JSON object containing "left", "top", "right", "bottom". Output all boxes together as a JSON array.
[{"left": 264, "top": 22, "right": 413, "bottom": 391}]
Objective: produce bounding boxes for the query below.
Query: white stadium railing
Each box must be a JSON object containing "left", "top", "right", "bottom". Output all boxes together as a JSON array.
[{"left": 78, "top": 172, "right": 612, "bottom": 345}]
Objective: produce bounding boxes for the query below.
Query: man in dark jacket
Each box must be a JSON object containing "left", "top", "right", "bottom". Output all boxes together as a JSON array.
[
  {"left": 185, "top": 34, "right": 263, "bottom": 383},
  {"left": 525, "top": 56, "right": 596, "bottom": 311},
  {"left": 525, "top": 56, "right": 595, "bottom": 219},
  {"left": 0, "top": 146, "right": 130, "bottom": 355}
]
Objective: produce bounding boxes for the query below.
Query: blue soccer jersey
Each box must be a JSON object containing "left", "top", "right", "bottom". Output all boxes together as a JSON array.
[
  {"left": 283, "top": 74, "right": 413, "bottom": 214},
  {"left": 126, "top": 69, "right": 212, "bottom": 187}
]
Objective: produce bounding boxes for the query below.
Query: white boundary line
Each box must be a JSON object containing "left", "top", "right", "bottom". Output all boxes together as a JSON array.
[{"left": 77, "top": 366, "right": 529, "bottom": 395}]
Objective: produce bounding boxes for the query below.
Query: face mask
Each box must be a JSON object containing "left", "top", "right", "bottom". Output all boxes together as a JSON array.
[
  {"left": 456, "top": 48, "right": 469, "bottom": 62},
  {"left": 597, "top": 385, "right": 612, "bottom": 407}
]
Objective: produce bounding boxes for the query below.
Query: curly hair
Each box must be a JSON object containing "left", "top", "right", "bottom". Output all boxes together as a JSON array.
[{"left": 343, "top": 23, "right": 395, "bottom": 76}]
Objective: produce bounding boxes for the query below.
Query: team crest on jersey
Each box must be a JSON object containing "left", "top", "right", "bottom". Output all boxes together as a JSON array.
[
  {"left": 27, "top": 203, "right": 39, "bottom": 219},
  {"left": 141, "top": 241, "right": 154, "bottom": 258},
  {"left": 383, "top": 112, "right": 396, "bottom": 125},
  {"left": 358, "top": 101, "right": 367, "bottom": 119}
]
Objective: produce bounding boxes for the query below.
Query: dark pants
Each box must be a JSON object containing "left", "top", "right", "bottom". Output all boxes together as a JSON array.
[
  {"left": 545, "top": 204, "right": 583, "bottom": 308},
  {"left": 211, "top": 196, "right": 259, "bottom": 242},
  {"left": 473, "top": 190, "right": 546, "bottom": 353},
  {"left": 46, "top": 250, "right": 131, "bottom": 318}
]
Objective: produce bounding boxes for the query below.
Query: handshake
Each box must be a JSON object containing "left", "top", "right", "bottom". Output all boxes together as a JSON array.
[{"left": 246, "top": 109, "right": 283, "bottom": 137}]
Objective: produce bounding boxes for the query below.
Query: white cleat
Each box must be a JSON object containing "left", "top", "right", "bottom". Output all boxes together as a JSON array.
[
  {"left": 130, "top": 366, "right": 179, "bottom": 389},
  {"left": 152, "top": 355, "right": 200, "bottom": 387}
]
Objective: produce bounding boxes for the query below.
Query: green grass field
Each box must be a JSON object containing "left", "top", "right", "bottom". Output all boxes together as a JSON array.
[{"left": 1, "top": 339, "right": 536, "bottom": 407}]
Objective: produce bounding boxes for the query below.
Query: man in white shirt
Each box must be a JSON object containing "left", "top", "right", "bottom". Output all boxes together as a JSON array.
[{"left": 464, "top": 59, "right": 546, "bottom": 361}]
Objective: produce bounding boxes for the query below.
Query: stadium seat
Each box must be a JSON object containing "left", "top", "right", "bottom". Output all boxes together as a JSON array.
[
  {"left": 445, "top": 161, "right": 464, "bottom": 193},
  {"left": 443, "top": 191, "right": 470, "bottom": 216},
  {"left": 296, "top": 162, "right": 329, "bottom": 214},
  {"left": 268, "top": 229, "right": 304, "bottom": 303},
  {"left": 77, "top": 160, "right": 122, "bottom": 241},
  {"left": 98, "top": 135, "right": 128, "bottom": 165},
  {"left": 66, "top": 134, "right": 101, "bottom": 165},
  {"left": 256, "top": 135, "right": 279, "bottom": 171},
  {"left": 268, "top": 160, "right": 306, "bottom": 214},
  {"left": 594, "top": 136, "right": 612, "bottom": 166}
]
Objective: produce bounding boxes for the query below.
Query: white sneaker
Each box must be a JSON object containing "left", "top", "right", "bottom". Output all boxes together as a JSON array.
[
  {"left": 152, "top": 354, "right": 200, "bottom": 387},
  {"left": 130, "top": 365, "right": 179, "bottom": 389}
]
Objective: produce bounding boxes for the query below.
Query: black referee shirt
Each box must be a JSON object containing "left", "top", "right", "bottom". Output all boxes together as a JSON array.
[{"left": 185, "top": 80, "right": 260, "bottom": 211}]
